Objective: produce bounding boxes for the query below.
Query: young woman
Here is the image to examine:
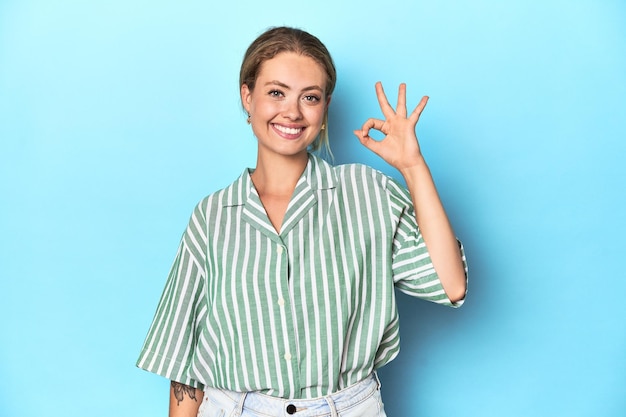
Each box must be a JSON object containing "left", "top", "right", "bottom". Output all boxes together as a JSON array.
[{"left": 137, "top": 26, "right": 467, "bottom": 417}]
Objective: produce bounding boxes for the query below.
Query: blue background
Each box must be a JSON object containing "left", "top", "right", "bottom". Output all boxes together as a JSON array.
[{"left": 1, "top": 1, "right": 625, "bottom": 416}]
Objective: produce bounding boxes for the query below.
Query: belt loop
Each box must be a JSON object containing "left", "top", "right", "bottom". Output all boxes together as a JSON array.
[
  {"left": 234, "top": 391, "right": 248, "bottom": 416},
  {"left": 324, "top": 394, "right": 339, "bottom": 417},
  {"left": 373, "top": 371, "right": 381, "bottom": 390}
]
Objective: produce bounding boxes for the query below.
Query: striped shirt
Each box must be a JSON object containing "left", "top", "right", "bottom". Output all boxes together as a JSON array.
[{"left": 137, "top": 153, "right": 467, "bottom": 399}]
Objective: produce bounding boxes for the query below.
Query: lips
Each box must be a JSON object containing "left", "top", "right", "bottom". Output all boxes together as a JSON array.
[{"left": 273, "top": 123, "right": 304, "bottom": 138}]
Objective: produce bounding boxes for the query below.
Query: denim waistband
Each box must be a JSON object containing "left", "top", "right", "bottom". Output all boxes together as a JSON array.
[{"left": 203, "top": 373, "right": 381, "bottom": 417}]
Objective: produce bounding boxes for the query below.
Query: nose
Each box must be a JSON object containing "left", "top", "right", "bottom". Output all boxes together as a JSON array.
[{"left": 281, "top": 97, "right": 303, "bottom": 120}]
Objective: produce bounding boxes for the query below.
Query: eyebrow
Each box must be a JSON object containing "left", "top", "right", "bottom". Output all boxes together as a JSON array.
[{"left": 264, "top": 80, "right": 324, "bottom": 93}]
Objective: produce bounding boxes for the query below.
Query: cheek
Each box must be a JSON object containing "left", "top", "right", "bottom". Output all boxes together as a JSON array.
[
  {"left": 305, "top": 105, "right": 326, "bottom": 124},
  {"left": 251, "top": 97, "right": 280, "bottom": 118}
]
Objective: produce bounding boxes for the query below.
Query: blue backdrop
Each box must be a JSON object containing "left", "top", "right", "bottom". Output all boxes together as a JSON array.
[{"left": 1, "top": 1, "right": 625, "bottom": 416}]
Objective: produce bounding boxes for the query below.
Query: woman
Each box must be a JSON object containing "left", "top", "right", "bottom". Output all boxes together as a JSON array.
[{"left": 137, "top": 26, "right": 467, "bottom": 417}]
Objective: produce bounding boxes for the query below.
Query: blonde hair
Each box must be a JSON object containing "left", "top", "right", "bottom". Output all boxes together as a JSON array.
[{"left": 239, "top": 27, "right": 336, "bottom": 153}]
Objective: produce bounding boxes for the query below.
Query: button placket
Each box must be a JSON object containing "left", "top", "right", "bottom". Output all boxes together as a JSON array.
[{"left": 275, "top": 238, "right": 301, "bottom": 395}]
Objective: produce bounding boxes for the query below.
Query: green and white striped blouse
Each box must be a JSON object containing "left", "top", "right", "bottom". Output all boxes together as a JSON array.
[{"left": 137, "top": 153, "right": 467, "bottom": 399}]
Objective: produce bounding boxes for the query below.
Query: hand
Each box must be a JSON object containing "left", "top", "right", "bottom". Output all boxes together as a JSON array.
[{"left": 353, "top": 82, "right": 428, "bottom": 172}]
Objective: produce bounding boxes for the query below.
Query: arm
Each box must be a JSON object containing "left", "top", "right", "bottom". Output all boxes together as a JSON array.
[
  {"left": 169, "top": 381, "right": 203, "bottom": 417},
  {"left": 398, "top": 157, "right": 466, "bottom": 302},
  {"left": 354, "top": 82, "right": 466, "bottom": 302}
]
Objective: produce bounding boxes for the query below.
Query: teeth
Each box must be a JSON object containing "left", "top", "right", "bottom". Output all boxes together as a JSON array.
[{"left": 274, "top": 124, "right": 302, "bottom": 135}]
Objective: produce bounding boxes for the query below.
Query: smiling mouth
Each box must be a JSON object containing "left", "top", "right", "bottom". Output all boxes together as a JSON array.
[{"left": 273, "top": 124, "right": 304, "bottom": 136}]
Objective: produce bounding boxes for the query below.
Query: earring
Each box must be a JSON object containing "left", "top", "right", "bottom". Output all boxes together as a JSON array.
[
  {"left": 320, "top": 124, "right": 326, "bottom": 130},
  {"left": 246, "top": 114, "right": 251, "bottom": 124}
]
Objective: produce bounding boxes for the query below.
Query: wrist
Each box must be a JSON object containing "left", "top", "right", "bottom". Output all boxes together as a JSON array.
[{"left": 398, "top": 155, "right": 429, "bottom": 181}]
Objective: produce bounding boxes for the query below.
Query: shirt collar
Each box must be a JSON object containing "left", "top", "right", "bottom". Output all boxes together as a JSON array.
[{"left": 223, "top": 153, "right": 337, "bottom": 208}]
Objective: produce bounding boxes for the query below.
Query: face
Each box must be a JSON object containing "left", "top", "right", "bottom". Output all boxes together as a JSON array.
[{"left": 241, "top": 52, "right": 330, "bottom": 159}]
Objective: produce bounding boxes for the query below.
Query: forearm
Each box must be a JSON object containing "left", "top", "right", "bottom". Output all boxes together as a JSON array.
[
  {"left": 400, "top": 157, "right": 466, "bottom": 302},
  {"left": 169, "top": 381, "right": 203, "bottom": 417}
]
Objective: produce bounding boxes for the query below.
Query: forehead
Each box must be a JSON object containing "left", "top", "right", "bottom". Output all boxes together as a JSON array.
[{"left": 257, "top": 52, "right": 327, "bottom": 89}]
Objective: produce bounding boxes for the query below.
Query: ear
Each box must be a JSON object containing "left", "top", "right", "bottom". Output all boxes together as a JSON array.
[
  {"left": 326, "top": 95, "right": 332, "bottom": 108},
  {"left": 241, "top": 84, "right": 252, "bottom": 113}
]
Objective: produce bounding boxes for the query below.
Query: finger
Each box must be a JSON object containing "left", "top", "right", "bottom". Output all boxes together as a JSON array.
[
  {"left": 409, "top": 95, "right": 429, "bottom": 123},
  {"left": 396, "top": 83, "right": 407, "bottom": 118},
  {"left": 360, "top": 118, "right": 386, "bottom": 135},
  {"left": 354, "top": 118, "right": 386, "bottom": 153},
  {"left": 375, "top": 82, "right": 395, "bottom": 119},
  {"left": 353, "top": 129, "right": 383, "bottom": 155}
]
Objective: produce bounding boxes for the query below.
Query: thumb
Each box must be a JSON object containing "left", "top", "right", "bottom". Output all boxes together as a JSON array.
[{"left": 354, "top": 129, "right": 381, "bottom": 155}]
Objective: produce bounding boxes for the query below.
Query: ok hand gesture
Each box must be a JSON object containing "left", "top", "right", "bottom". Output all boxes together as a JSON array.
[
  {"left": 354, "top": 82, "right": 466, "bottom": 302},
  {"left": 353, "top": 82, "right": 428, "bottom": 173}
]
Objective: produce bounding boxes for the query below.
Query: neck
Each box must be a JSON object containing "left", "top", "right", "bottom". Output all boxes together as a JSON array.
[{"left": 251, "top": 151, "right": 309, "bottom": 197}]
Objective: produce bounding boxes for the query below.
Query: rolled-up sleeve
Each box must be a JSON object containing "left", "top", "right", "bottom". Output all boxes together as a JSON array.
[
  {"left": 386, "top": 178, "right": 468, "bottom": 307},
  {"left": 136, "top": 216, "right": 208, "bottom": 388}
]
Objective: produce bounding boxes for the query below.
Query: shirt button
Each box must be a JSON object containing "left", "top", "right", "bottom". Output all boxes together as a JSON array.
[
  {"left": 286, "top": 404, "right": 297, "bottom": 414},
  {"left": 284, "top": 352, "right": 292, "bottom": 361},
  {"left": 276, "top": 246, "right": 284, "bottom": 255},
  {"left": 277, "top": 297, "right": 285, "bottom": 306}
]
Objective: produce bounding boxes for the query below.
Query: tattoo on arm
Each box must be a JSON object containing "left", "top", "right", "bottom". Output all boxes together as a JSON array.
[{"left": 171, "top": 381, "right": 199, "bottom": 406}]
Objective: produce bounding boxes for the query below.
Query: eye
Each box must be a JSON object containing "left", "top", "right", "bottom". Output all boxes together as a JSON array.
[
  {"left": 303, "top": 95, "right": 321, "bottom": 103},
  {"left": 268, "top": 89, "right": 284, "bottom": 98}
]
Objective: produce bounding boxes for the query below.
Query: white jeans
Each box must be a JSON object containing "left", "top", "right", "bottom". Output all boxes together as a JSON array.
[{"left": 197, "top": 373, "right": 386, "bottom": 417}]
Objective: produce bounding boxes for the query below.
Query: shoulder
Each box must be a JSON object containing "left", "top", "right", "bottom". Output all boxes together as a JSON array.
[
  {"left": 331, "top": 161, "right": 382, "bottom": 183},
  {"left": 330, "top": 162, "right": 413, "bottom": 214},
  {"left": 193, "top": 169, "right": 249, "bottom": 217},
  {"left": 333, "top": 162, "right": 403, "bottom": 193}
]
